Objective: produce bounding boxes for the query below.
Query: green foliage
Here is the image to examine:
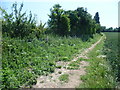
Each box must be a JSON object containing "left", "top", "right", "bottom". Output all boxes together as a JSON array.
[
  {"left": 56, "top": 65, "right": 62, "bottom": 69},
  {"left": 67, "top": 59, "right": 81, "bottom": 70},
  {"left": 1, "top": 2, "right": 104, "bottom": 89},
  {"left": 1, "top": 2, "right": 45, "bottom": 39},
  {"left": 48, "top": 4, "right": 70, "bottom": 36},
  {"left": 2, "top": 34, "right": 101, "bottom": 88},
  {"left": 78, "top": 34, "right": 116, "bottom": 88},
  {"left": 96, "top": 23, "right": 101, "bottom": 34},
  {"left": 31, "top": 21, "right": 46, "bottom": 39},
  {"left": 66, "top": 10, "right": 78, "bottom": 35},
  {"left": 58, "top": 57, "right": 70, "bottom": 62},
  {"left": 93, "top": 12, "right": 102, "bottom": 34},
  {"left": 94, "top": 12, "right": 100, "bottom": 24},
  {"left": 59, "top": 74, "right": 69, "bottom": 82},
  {"left": 37, "top": 21, "right": 46, "bottom": 33},
  {"left": 48, "top": 4, "right": 102, "bottom": 37},
  {"left": 1, "top": 2, "right": 35, "bottom": 38},
  {"left": 59, "top": 14, "right": 70, "bottom": 36},
  {"left": 103, "top": 32, "right": 120, "bottom": 83},
  {"left": 101, "top": 27, "right": 120, "bottom": 32}
]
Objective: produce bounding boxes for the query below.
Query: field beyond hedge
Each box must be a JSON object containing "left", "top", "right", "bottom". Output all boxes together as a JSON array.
[{"left": 103, "top": 32, "right": 120, "bottom": 83}]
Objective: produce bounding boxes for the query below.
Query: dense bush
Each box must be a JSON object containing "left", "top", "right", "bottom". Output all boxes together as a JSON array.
[
  {"left": 0, "top": 2, "right": 45, "bottom": 39},
  {"left": 1, "top": 3, "right": 34, "bottom": 38}
]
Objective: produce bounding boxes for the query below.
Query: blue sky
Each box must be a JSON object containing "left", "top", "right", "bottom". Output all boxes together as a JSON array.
[{"left": 0, "top": 0, "right": 119, "bottom": 28}]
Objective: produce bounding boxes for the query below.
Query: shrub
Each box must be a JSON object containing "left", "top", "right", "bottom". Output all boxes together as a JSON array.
[{"left": 1, "top": 2, "right": 46, "bottom": 39}]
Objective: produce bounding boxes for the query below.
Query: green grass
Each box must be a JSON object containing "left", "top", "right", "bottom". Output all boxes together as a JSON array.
[
  {"left": 0, "top": 20, "right": 1, "bottom": 86},
  {"left": 103, "top": 32, "right": 120, "bottom": 85},
  {"left": 2, "top": 34, "right": 102, "bottom": 88},
  {"left": 58, "top": 57, "right": 70, "bottom": 62},
  {"left": 67, "top": 59, "right": 83, "bottom": 70},
  {"left": 59, "top": 74, "right": 69, "bottom": 83},
  {"left": 78, "top": 34, "right": 116, "bottom": 88}
]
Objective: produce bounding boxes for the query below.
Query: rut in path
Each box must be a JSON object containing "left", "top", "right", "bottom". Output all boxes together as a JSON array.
[{"left": 32, "top": 36, "right": 104, "bottom": 88}]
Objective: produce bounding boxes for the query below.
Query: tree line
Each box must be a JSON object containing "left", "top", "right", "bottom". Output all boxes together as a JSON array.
[
  {"left": 47, "top": 4, "right": 101, "bottom": 38},
  {"left": 1, "top": 2, "right": 103, "bottom": 40},
  {"left": 101, "top": 26, "right": 120, "bottom": 32}
]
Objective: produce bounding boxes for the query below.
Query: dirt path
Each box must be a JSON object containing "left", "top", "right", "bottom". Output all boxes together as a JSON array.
[{"left": 32, "top": 35, "right": 103, "bottom": 88}]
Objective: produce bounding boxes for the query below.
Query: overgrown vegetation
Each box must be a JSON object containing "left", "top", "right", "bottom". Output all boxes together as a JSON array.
[
  {"left": 0, "top": 2, "right": 46, "bottom": 39},
  {"left": 1, "top": 2, "right": 106, "bottom": 89},
  {"left": 78, "top": 34, "right": 116, "bottom": 88},
  {"left": 2, "top": 34, "right": 102, "bottom": 88}
]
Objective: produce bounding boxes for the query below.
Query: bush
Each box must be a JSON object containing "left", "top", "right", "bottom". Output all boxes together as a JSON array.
[{"left": 1, "top": 2, "right": 45, "bottom": 39}]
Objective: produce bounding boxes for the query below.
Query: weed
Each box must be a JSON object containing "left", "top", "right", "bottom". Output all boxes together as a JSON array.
[
  {"left": 58, "top": 57, "right": 70, "bottom": 62},
  {"left": 56, "top": 66, "right": 62, "bottom": 69},
  {"left": 59, "top": 74, "right": 69, "bottom": 83},
  {"left": 67, "top": 61, "right": 80, "bottom": 70},
  {"left": 58, "top": 71, "right": 62, "bottom": 74}
]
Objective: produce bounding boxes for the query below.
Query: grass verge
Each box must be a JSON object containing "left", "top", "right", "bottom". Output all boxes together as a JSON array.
[{"left": 78, "top": 34, "right": 116, "bottom": 88}]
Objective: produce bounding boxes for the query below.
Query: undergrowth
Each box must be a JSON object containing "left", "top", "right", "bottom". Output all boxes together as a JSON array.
[{"left": 2, "top": 34, "right": 101, "bottom": 88}]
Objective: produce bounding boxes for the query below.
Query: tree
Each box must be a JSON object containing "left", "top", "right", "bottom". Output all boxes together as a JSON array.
[
  {"left": 65, "top": 10, "right": 79, "bottom": 36},
  {"left": 48, "top": 4, "right": 101, "bottom": 37},
  {"left": 94, "top": 12, "right": 101, "bottom": 33},
  {"left": 118, "top": 27, "right": 120, "bottom": 32},
  {"left": 48, "top": 4, "right": 70, "bottom": 36},
  {"left": 100, "top": 26, "right": 106, "bottom": 32},
  {"left": 66, "top": 7, "right": 93, "bottom": 36},
  {"left": 94, "top": 12, "right": 100, "bottom": 24},
  {"left": 59, "top": 14, "right": 70, "bottom": 36}
]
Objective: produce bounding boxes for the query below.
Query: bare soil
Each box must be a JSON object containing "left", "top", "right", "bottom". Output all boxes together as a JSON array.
[{"left": 32, "top": 36, "right": 103, "bottom": 88}]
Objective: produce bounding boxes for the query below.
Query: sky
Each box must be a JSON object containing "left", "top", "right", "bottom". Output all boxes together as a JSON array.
[{"left": 0, "top": 0, "right": 119, "bottom": 28}]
